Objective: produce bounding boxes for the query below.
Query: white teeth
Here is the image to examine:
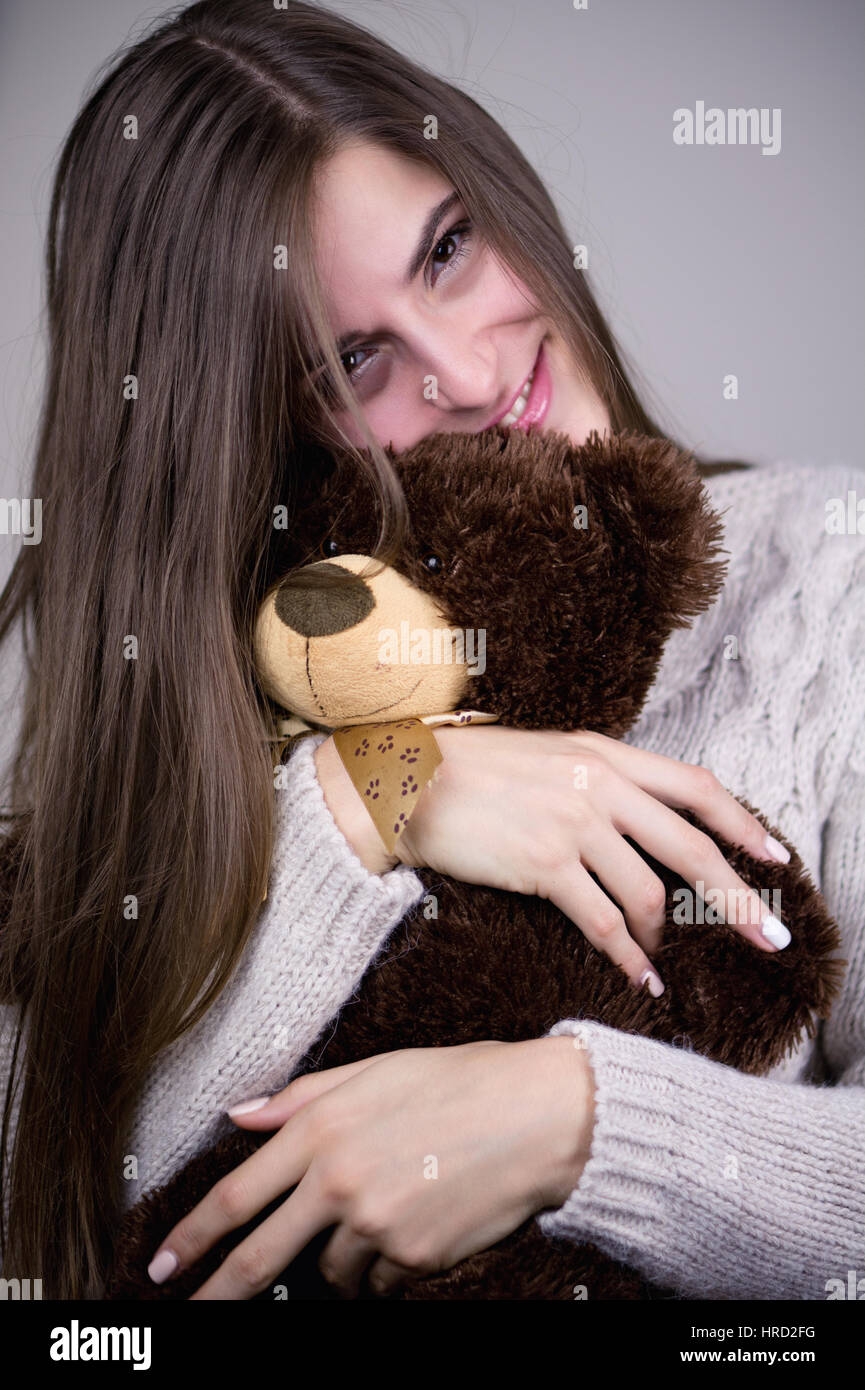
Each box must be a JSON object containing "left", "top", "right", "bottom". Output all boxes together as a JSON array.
[{"left": 500, "top": 369, "right": 535, "bottom": 426}]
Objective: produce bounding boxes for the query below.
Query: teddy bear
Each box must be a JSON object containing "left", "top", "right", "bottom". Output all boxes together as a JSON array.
[{"left": 106, "top": 426, "right": 843, "bottom": 1300}]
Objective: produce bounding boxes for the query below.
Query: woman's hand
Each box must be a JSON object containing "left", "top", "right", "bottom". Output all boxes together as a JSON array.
[
  {"left": 317, "top": 726, "right": 792, "bottom": 995},
  {"left": 147, "top": 1036, "right": 594, "bottom": 1300}
]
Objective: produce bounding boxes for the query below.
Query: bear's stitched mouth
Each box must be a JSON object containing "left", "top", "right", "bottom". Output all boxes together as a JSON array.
[
  {"left": 349, "top": 678, "right": 424, "bottom": 718},
  {"left": 304, "top": 639, "right": 423, "bottom": 721}
]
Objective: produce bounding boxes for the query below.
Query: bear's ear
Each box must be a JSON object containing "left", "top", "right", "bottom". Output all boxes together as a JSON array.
[{"left": 574, "top": 430, "right": 729, "bottom": 633}]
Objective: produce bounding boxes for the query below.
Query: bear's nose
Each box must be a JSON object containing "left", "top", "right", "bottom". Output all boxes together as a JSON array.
[{"left": 274, "top": 561, "right": 376, "bottom": 637}]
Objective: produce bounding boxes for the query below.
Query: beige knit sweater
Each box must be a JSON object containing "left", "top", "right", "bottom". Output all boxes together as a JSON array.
[{"left": 3, "top": 458, "right": 863, "bottom": 1299}]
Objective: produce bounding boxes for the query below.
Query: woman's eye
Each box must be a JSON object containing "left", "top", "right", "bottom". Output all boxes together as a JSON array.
[
  {"left": 421, "top": 552, "right": 444, "bottom": 574},
  {"left": 338, "top": 346, "right": 370, "bottom": 380},
  {"left": 335, "top": 219, "right": 475, "bottom": 386},
  {"left": 428, "top": 219, "right": 474, "bottom": 286}
]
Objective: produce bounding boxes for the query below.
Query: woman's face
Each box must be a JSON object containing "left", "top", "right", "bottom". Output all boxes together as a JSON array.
[{"left": 310, "top": 140, "right": 611, "bottom": 455}]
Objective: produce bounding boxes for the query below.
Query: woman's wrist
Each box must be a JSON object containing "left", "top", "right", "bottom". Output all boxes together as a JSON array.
[
  {"left": 313, "top": 734, "right": 399, "bottom": 876},
  {"left": 530, "top": 1034, "right": 596, "bottom": 1209}
]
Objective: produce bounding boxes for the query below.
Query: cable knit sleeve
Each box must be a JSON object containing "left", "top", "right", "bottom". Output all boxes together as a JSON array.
[
  {"left": 122, "top": 731, "right": 425, "bottom": 1211},
  {"left": 535, "top": 479, "right": 865, "bottom": 1300},
  {"left": 535, "top": 1014, "right": 865, "bottom": 1300},
  {"left": 536, "top": 743, "right": 865, "bottom": 1303}
]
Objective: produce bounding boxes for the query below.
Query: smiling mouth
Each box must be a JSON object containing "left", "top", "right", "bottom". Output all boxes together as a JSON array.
[
  {"left": 489, "top": 334, "right": 553, "bottom": 431},
  {"left": 499, "top": 355, "right": 540, "bottom": 426}
]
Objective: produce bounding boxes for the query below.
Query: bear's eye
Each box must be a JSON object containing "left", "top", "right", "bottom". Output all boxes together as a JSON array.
[
  {"left": 421, "top": 552, "right": 444, "bottom": 574},
  {"left": 319, "top": 536, "right": 341, "bottom": 559}
]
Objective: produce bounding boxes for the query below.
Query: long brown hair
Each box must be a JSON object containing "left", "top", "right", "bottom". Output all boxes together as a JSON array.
[{"left": 0, "top": 0, "right": 744, "bottom": 1298}]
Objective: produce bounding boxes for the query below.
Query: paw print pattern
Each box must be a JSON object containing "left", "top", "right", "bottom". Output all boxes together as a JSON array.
[{"left": 335, "top": 720, "right": 441, "bottom": 850}]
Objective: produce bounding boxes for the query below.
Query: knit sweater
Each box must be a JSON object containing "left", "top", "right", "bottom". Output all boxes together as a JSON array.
[{"left": 2, "top": 458, "right": 864, "bottom": 1299}]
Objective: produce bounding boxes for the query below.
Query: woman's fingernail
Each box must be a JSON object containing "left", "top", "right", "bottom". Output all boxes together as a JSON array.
[
  {"left": 227, "top": 1095, "right": 271, "bottom": 1116},
  {"left": 148, "top": 1249, "right": 179, "bottom": 1284},
  {"left": 761, "top": 914, "right": 791, "bottom": 949},
  {"left": 639, "top": 968, "right": 665, "bottom": 997},
  {"left": 764, "top": 834, "right": 791, "bottom": 864}
]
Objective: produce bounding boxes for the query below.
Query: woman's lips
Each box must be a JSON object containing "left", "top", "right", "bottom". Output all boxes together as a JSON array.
[
  {"left": 493, "top": 339, "right": 552, "bottom": 431},
  {"left": 512, "top": 338, "right": 552, "bottom": 431}
]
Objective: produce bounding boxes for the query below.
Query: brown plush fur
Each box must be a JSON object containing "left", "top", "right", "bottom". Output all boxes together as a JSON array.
[{"left": 36, "top": 426, "right": 845, "bottom": 1299}]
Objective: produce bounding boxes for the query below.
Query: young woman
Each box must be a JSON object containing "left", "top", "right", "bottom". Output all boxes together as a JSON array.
[{"left": 1, "top": 0, "right": 863, "bottom": 1301}]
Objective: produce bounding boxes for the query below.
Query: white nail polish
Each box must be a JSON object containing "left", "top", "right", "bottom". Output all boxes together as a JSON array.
[
  {"left": 639, "top": 968, "right": 665, "bottom": 997},
  {"left": 227, "top": 1095, "right": 270, "bottom": 1116},
  {"left": 761, "top": 914, "right": 791, "bottom": 949},
  {"left": 765, "top": 834, "right": 791, "bottom": 864},
  {"left": 148, "top": 1248, "right": 179, "bottom": 1284}
]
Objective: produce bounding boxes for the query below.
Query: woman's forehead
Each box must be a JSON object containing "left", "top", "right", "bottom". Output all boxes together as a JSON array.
[{"left": 311, "top": 141, "right": 455, "bottom": 326}]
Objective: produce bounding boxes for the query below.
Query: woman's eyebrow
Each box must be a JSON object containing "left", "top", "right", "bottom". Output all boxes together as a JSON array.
[
  {"left": 333, "top": 190, "right": 461, "bottom": 355},
  {"left": 403, "top": 190, "right": 461, "bottom": 284}
]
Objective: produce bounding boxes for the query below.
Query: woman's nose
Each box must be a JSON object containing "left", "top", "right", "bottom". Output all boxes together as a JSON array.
[
  {"left": 411, "top": 324, "right": 498, "bottom": 413},
  {"left": 426, "top": 356, "right": 499, "bottom": 413}
]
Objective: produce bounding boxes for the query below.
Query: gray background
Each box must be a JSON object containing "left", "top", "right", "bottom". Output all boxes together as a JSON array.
[{"left": 1, "top": 0, "right": 863, "bottom": 776}]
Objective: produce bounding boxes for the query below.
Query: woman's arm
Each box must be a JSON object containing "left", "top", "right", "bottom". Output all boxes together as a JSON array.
[
  {"left": 313, "top": 732, "right": 398, "bottom": 876},
  {"left": 140, "top": 722, "right": 810, "bottom": 1296},
  {"left": 537, "top": 1016, "right": 865, "bottom": 1300},
  {"left": 123, "top": 731, "right": 426, "bottom": 1210},
  {"left": 141, "top": 459, "right": 864, "bottom": 1294},
  {"left": 126, "top": 714, "right": 776, "bottom": 1215},
  {"left": 148, "top": 1034, "right": 596, "bottom": 1298},
  {"left": 536, "top": 701, "right": 865, "bottom": 1301}
]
